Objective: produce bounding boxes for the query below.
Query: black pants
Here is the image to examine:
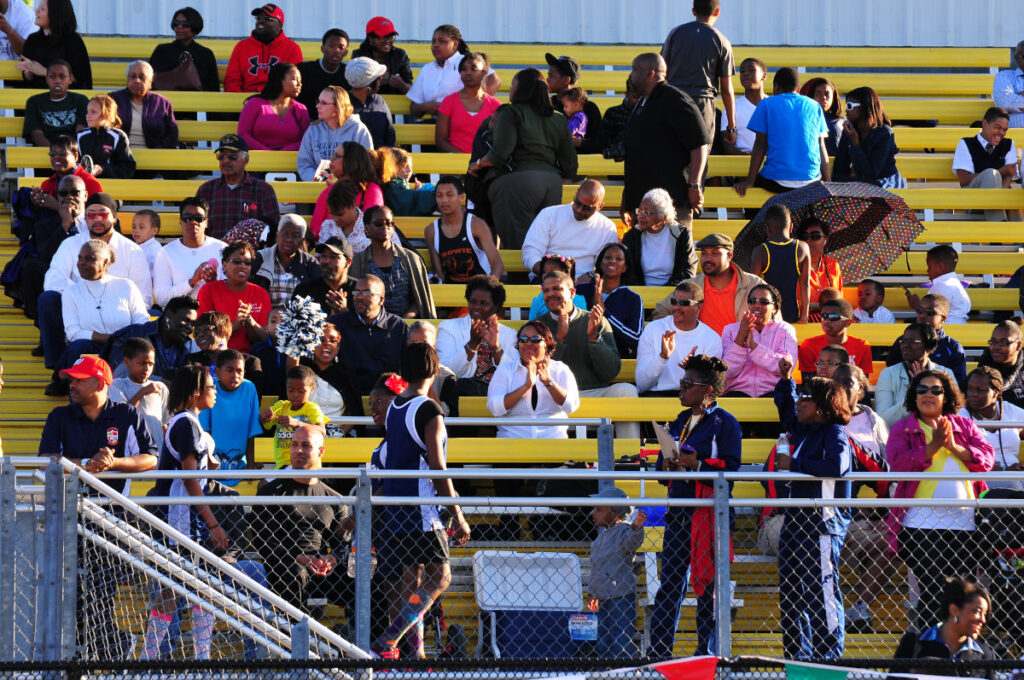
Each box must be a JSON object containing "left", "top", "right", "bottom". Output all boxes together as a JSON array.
[{"left": 898, "top": 526, "right": 979, "bottom": 625}]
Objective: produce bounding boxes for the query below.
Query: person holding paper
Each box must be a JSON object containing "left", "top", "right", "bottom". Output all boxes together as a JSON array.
[{"left": 647, "top": 353, "right": 741, "bottom": 658}]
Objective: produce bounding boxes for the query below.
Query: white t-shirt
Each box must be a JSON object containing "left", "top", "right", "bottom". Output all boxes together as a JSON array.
[
  {"left": 407, "top": 53, "right": 497, "bottom": 105},
  {"left": 152, "top": 237, "right": 226, "bottom": 308},
  {"left": 927, "top": 272, "right": 972, "bottom": 325},
  {"left": 129, "top": 100, "right": 146, "bottom": 148},
  {"left": 520, "top": 203, "right": 618, "bottom": 277},
  {"left": 852, "top": 305, "right": 895, "bottom": 324},
  {"left": 0, "top": 0, "right": 35, "bottom": 61},
  {"left": 734, "top": 96, "right": 759, "bottom": 153},
  {"left": 641, "top": 227, "right": 674, "bottom": 286},
  {"left": 138, "top": 237, "right": 163, "bottom": 273},
  {"left": 958, "top": 403, "right": 1024, "bottom": 490},
  {"left": 635, "top": 317, "right": 723, "bottom": 393}
]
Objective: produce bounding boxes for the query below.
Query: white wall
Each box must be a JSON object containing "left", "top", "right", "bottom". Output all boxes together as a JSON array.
[{"left": 71, "top": 0, "right": 1023, "bottom": 48}]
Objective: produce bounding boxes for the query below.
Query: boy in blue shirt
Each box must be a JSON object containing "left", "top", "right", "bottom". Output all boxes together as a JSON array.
[{"left": 198, "top": 349, "right": 262, "bottom": 485}]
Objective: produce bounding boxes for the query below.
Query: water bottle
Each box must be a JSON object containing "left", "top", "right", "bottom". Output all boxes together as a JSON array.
[
  {"left": 776, "top": 433, "right": 790, "bottom": 458},
  {"left": 347, "top": 546, "right": 378, "bottom": 578}
]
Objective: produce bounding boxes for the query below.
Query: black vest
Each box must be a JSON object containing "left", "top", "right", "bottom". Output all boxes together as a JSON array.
[{"left": 962, "top": 135, "right": 1012, "bottom": 173}]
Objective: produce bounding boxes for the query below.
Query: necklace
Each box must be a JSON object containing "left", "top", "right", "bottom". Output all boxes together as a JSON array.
[{"left": 83, "top": 278, "right": 105, "bottom": 310}]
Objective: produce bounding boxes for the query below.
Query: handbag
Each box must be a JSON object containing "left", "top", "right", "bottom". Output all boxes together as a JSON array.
[{"left": 153, "top": 51, "right": 203, "bottom": 91}]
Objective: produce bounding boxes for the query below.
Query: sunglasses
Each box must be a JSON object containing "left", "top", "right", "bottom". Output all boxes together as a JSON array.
[
  {"left": 48, "top": 150, "right": 71, "bottom": 157},
  {"left": 215, "top": 152, "right": 241, "bottom": 161},
  {"left": 747, "top": 297, "right": 772, "bottom": 306},
  {"left": 171, "top": 20, "right": 191, "bottom": 28},
  {"left": 916, "top": 308, "right": 939, "bottom": 317},
  {"left": 518, "top": 335, "right": 544, "bottom": 344},
  {"left": 915, "top": 384, "right": 945, "bottom": 396},
  {"left": 371, "top": 219, "right": 396, "bottom": 227},
  {"left": 846, "top": 101, "right": 862, "bottom": 111},
  {"left": 57, "top": 189, "right": 81, "bottom": 197},
  {"left": 670, "top": 298, "right": 700, "bottom": 307},
  {"left": 804, "top": 232, "right": 825, "bottom": 241},
  {"left": 85, "top": 210, "right": 112, "bottom": 219},
  {"left": 679, "top": 378, "right": 709, "bottom": 390},
  {"left": 352, "top": 289, "right": 377, "bottom": 297},
  {"left": 820, "top": 313, "right": 848, "bottom": 322},
  {"left": 572, "top": 198, "right": 598, "bottom": 213},
  {"left": 321, "top": 335, "right": 340, "bottom": 345},
  {"left": 180, "top": 212, "right": 206, "bottom": 223},
  {"left": 227, "top": 259, "right": 252, "bottom": 266}
]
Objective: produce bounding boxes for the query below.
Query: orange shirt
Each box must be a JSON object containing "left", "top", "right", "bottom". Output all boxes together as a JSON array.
[
  {"left": 809, "top": 255, "right": 842, "bottom": 308},
  {"left": 701, "top": 272, "right": 739, "bottom": 336},
  {"left": 797, "top": 333, "right": 874, "bottom": 377}
]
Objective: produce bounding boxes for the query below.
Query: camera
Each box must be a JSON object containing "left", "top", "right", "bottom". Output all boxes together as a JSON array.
[{"left": 602, "top": 142, "right": 626, "bottom": 162}]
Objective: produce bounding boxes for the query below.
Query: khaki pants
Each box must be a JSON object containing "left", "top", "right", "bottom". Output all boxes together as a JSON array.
[{"left": 966, "top": 168, "right": 1022, "bottom": 221}]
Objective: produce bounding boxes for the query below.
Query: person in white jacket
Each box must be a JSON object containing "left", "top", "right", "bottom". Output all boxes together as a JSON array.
[
  {"left": 875, "top": 322, "right": 955, "bottom": 426},
  {"left": 297, "top": 86, "right": 373, "bottom": 181},
  {"left": 152, "top": 198, "right": 225, "bottom": 308}
]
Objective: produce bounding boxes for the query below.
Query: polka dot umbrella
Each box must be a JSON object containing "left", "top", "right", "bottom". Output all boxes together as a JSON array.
[{"left": 732, "top": 181, "right": 924, "bottom": 281}]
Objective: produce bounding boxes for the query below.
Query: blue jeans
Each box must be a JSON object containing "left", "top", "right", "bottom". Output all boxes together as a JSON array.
[
  {"left": 58, "top": 339, "right": 103, "bottom": 373},
  {"left": 778, "top": 512, "right": 847, "bottom": 660},
  {"left": 38, "top": 290, "right": 64, "bottom": 369},
  {"left": 597, "top": 594, "right": 637, "bottom": 659}
]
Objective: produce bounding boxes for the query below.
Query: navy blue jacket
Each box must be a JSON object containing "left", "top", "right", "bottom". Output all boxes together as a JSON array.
[
  {"left": 772, "top": 378, "right": 852, "bottom": 535},
  {"left": 327, "top": 308, "right": 409, "bottom": 393},
  {"left": 655, "top": 405, "right": 742, "bottom": 504},
  {"left": 575, "top": 282, "right": 644, "bottom": 359},
  {"left": 833, "top": 125, "right": 900, "bottom": 185}
]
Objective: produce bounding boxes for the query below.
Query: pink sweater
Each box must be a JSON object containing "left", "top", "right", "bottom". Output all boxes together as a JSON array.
[
  {"left": 237, "top": 97, "right": 310, "bottom": 151},
  {"left": 310, "top": 181, "right": 384, "bottom": 235},
  {"left": 721, "top": 320, "right": 798, "bottom": 397},
  {"left": 884, "top": 414, "right": 994, "bottom": 553}
]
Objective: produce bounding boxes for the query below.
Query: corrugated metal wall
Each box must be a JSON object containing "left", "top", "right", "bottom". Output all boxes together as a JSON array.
[{"left": 71, "top": 0, "right": 1022, "bottom": 48}]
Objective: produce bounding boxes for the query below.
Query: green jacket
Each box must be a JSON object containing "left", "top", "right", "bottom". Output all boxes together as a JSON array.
[
  {"left": 484, "top": 103, "right": 578, "bottom": 177},
  {"left": 538, "top": 306, "right": 620, "bottom": 390}
]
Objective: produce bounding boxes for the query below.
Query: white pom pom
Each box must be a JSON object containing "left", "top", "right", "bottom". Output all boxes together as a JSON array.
[{"left": 277, "top": 296, "right": 328, "bottom": 360}]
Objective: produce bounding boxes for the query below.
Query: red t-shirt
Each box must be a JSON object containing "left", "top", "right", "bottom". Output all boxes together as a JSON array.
[
  {"left": 798, "top": 334, "right": 874, "bottom": 377},
  {"left": 41, "top": 165, "right": 103, "bottom": 198},
  {"left": 196, "top": 280, "right": 271, "bottom": 353},
  {"left": 438, "top": 92, "right": 501, "bottom": 153},
  {"left": 700, "top": 273, "right": 739, "bottom": 336}
]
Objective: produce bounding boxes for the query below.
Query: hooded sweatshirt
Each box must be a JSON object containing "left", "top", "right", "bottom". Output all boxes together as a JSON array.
[
  {"left": 296, "top": 116, "right": 374, "bottom": 181},
  {"left": 224, "top": 32, "right": 304, "bottom": 93}
]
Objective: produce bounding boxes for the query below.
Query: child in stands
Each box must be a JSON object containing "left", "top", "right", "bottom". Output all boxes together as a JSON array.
[
  {"left": 198, "top": 349, "right": 261, "bottom": 486},
  {"left": 78, "top": 94, "right": 136, "bottom": 179},
  {"left": 23, "top": 60, "right": 88, "bottom": 146},
  {"left": 108, "top": 337, "right": 169, "bottom": 447},
  {"left": 587, "top": 487, "right": 646, "bottom": 659},
  {"left": 132, "top": 209, "right": 163, "bottom": 273},
  {"left": 260, "top": 365, "right": 327, "bottom": 469},
  {"left": 905, "top": 245, "right": 971, "bottom": 325},
  {"left": 853, "top": 279, "right": 894, "bottom": 323},
  {"left": 750, "top": 204, "right": 810, "bottom": 324},
  {"left": 558, "top": 86, "right": 589, "bottom": 145}
]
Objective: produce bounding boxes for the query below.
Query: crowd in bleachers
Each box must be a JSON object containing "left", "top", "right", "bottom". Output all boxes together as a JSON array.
[{"left": 5, "top": 0, "right": 1024, "bottom": 666}]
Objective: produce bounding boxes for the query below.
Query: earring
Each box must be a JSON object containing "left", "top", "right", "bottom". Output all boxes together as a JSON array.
[{"left": 953, "top": 615, "right": 959, "bottom": 624}]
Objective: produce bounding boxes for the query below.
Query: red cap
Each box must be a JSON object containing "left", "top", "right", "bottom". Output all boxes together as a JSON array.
[
  {"left": 60, "top": 355, "right": 113, "bottom": 386},
  {"left": 365, "top": 16, "right": 398, "bottom": 37},
  {"left": 251, "top": 4, "right": 285, "bottom": 24}
]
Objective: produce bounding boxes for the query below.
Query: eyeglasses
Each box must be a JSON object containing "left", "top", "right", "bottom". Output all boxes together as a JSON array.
[
  {"left": 572, "top": 198, "right": 598, "bottom": 214},
  {"left": 915, "top": 384, "right": 945, "bottom": 396},
  {"left": 747, "top": 297, "right": 772, "bottom": 306},
  {"left": 820, "top": 313, "right": 848, "bottom": 322},
  {"left": 916, "top": 308, "right": 939, "bottom": 317},
  {"left": 635, "top": 207, "right": 658, "bottom": 217},
  {"left": 796, "top": 393, "right": 816, "bottom": 402},
  {"left": 900, "top": 338, "right": 924, "bottom": 347},
  {"left": 989, "top": 339, "right": 1017, "bottom": 348},
  {"left": 180, "top": 212, "right": 206, "bottom": 223},
  {"left": 203, "top": 384, "right": 217, "bottom": 392},
  {"left": 846, "top": 101, "right": 862, "bottom": 111},
  {"left": 815, "top": 360, "right": 841, "bottom": 368},
  {"left": 518, "top": 335, "right": 544, "bottom": 344},
  {"left": 804, "top": 232, "right": 825, "bottom": 241},
  {"left": 57, "top": 189, "right": 81, "bottom": 197},
  {"left": 352, "top": 289, "right": 377, "bottom": 297},
  {"left": 679, "top": 378, "right": 709, "bottom": 390},
  {"left": 317, "top": 99, "right": 336, "bottom": 107},
  {"left": 227, "top": 259, "right": 252, "bottom": 266},
  {"left": 171, "top": 20, "right": 192, "bottom": 28},
  {"left": 371, "top": 219, "right": 396, "bottom": 227},
  {"left": 670, "top": 298, "right": 700, "bottom": 307},
  {"left": 215, "top": 152, "right": 241, "bottom": 161}
]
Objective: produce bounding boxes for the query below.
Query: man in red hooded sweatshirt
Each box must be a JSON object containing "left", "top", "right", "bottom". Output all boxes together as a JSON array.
[{"left": 225, "top": 4, "right": 304, "bottom": 92}]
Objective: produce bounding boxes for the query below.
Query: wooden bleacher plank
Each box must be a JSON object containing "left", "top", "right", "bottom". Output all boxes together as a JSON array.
[{"left": 3, "top": 146, "right": 969, "bottom": 182}]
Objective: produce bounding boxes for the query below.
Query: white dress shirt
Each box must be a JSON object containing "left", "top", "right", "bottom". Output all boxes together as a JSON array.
[
  {"left": 486, "top": 359, "right": 580, "bottom": 439},
  {"left": 993, "top": 67, "right": 1024, "bottom": 128},
  {"left": 520, "top": 203, "right": 619, "bottom": 277},
  {"left": 407, "top": 53, "right": 496, "bottom": 104},
  {"left": 635, "top": 316, "right": 723, "bottom": 393},
  {"left": 45, "top": 229, "right": 153, "bottom": 307},
  {"left": 62, "top": 276, "right": 151, "bottom": 342},
  {"left": 152, "top": 237, "right": 226, "bottom": 308},
  {"left": 952, "top": 133, "right": 1019, "bottom": 178},
  {"left": 927, "top": 272, "right": 972, "bottom": 325},
  {"left": 852, "top": 305, "right": 895, "bottom": 324},
  {"left": 436, "top": 314, "right": 519, "bottom": 379}
]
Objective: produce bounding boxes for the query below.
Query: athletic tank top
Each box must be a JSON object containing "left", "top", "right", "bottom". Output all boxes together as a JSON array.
[
  {"left": 381, "top": 395, "right": 446, "bottom": 533},
  {"left": 762, "top": 239, "right": 801, "bottom": 323},
  {"left": 431, "top": 212, "right": 490, "bottom": 283}
]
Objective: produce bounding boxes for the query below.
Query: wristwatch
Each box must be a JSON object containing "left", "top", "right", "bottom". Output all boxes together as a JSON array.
[
  {"left": 687, "top": 182, "right": 702, "bottom": 190},
  {"left": 544, "top": 379, "right": 555, "bottom": 387},
  {"left": 726, "top": 126, "right": 738, "bottom": 134}
]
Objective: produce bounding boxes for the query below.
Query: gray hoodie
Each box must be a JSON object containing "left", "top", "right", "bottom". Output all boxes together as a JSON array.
[{"left": 297, "top": 115, "right": 374, "bottom": 181}]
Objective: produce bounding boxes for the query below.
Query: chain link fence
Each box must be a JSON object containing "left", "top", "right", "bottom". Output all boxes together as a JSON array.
[{"left": 4, "top": 456, "right": 1024, "bottom": 675}]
